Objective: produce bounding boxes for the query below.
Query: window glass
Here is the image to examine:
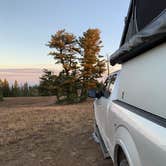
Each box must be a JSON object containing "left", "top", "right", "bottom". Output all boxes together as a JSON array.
[
  {"left": 103, "top": 74, "right": 117, "bottom": 98},
  {"left": 109, "top": 75, "right": 117, "bottom": 93}
]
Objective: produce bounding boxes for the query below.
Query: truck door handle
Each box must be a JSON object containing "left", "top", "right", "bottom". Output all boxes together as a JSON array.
[{"left": 114, "top": 123, "right": 117, "bottom": 127}]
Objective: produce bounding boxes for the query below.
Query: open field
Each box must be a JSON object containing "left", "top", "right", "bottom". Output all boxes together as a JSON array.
[{"left": 0, "top": 96, "right": 113, "bottom": 166}]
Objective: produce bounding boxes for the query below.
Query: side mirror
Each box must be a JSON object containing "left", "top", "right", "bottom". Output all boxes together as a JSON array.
[{"left": 88, "top": 89, "right": 97, "bottom": 98}]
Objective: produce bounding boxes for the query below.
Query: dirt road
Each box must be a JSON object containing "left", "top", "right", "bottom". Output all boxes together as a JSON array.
[{"left": 0, "top": 97, "right": 113, "bottom": 166}]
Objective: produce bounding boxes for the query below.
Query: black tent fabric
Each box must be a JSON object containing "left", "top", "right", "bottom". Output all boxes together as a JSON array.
[
  {"left": 120, "top": 0, "right": 166, "bottom": 46},
  {"left": 110, "top": 0, "right": 166, "bottom": 66},
  {"left": 110, "top": 11, "right": 166, "bottom": 66},
  {"left": 136, "top": 0, "right": 166, "bottom": 31}
]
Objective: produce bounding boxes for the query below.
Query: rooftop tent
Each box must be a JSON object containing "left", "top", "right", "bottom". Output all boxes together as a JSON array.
[
  {"left": 110, "top": 0, "right": 166, "bottom": 66},
  {"left": 135, "top": 0, "right": 166, "bottom": 31}
]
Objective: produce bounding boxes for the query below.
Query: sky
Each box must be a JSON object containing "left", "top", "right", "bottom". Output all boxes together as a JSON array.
[{"left": 0, "top": 0, "right": 130, "bottom": 84}]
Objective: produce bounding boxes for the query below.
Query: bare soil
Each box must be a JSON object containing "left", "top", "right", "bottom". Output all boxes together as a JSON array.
[{"left": 0, "top": 96, "right": 113, "bottom": 166}]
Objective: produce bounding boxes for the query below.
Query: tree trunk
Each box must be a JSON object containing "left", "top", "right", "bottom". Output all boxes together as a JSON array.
[{"left": 80, "top": 84, "right": 88, "bottom": 101}]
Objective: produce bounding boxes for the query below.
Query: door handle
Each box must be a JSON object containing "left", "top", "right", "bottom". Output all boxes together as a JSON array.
[{"left": 114, "top": 123, "right": 117, "bottom": 127}]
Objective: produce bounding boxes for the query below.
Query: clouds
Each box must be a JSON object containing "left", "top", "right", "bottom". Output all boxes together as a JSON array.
[{"left": 0, "top": 68, "right": 42, "bottom": 85}]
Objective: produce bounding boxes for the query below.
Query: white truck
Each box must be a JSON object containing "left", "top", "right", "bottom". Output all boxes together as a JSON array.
[{"left": 89, "top": 0, "right": 166, "bottom": 165}]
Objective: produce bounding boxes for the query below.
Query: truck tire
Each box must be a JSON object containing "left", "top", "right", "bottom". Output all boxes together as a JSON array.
[
  {"left": 118, "top": 149, "right": 129, "bottom": 166},
  {"left": 119, "top": 159, "right": 129, "bottom": 166}
]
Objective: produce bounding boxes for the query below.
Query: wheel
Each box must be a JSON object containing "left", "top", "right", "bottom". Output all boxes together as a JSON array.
[
  {"left": 119, "top": 159, "right": 129, "bottom": 166},
  {"left": 118, "top": 148, "right": 129, "bottom": 166}
]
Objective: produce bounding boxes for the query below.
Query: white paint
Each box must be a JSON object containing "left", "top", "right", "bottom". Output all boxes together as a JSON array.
[{"left": 118, "top": 43, "right": 166, "bottom": 118}]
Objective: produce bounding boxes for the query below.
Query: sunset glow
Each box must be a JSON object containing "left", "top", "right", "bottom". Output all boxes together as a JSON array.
[{"left": 0, "top": 0, "right": 129, "bottom": 84}]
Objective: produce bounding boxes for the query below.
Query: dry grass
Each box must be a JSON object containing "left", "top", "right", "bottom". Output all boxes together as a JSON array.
[{"left": 0, "top": 96, "right": 113, "bottom": 166}]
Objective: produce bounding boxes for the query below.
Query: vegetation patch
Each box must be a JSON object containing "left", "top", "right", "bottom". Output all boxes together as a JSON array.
[{"left": 39, "top": 29, "right": 106, "bottom": 104}]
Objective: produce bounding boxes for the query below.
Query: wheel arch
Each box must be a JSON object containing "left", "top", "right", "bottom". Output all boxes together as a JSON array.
[{"left": 113, "top": 126, "right": 142, "bottom": 166}]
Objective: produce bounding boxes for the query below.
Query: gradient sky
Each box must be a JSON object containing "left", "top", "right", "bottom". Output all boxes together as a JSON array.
[{"left": 0, "top": 0, "right": 130, "bottom": 69}]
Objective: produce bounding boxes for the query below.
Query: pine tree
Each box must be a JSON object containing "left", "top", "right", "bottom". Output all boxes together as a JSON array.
[
  {"left": 47, "top": 29, "right": 80, "bottom": 103},
  {"left": 23, "top": 82, "right": 29, "bottom": 96},
  {"left": 29, "top": 85, "right": 39, "bottom": 96},
  {"left": 0, "top": 79, "right": 3, "bottom": 101},
  {"left": 95, "top": 58, "right": 106, "bottom": 78},
  {"left": 79, "top": 28, "right": 106, "bottom": 99},
  {"left": 13, "top": 80, "right": 20, "bottom": 97},
  {"left": 39, "top": 69, "right": 55, "bottom": 96},
  {"left": 48, "top": 29, "right": 79, "bottom": 76},
  {"left": 40, "top": 28, "right": 106, "bottom": 103},
  {"left": 2, "top": 78, "right": 10, "bottom": 97}
]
